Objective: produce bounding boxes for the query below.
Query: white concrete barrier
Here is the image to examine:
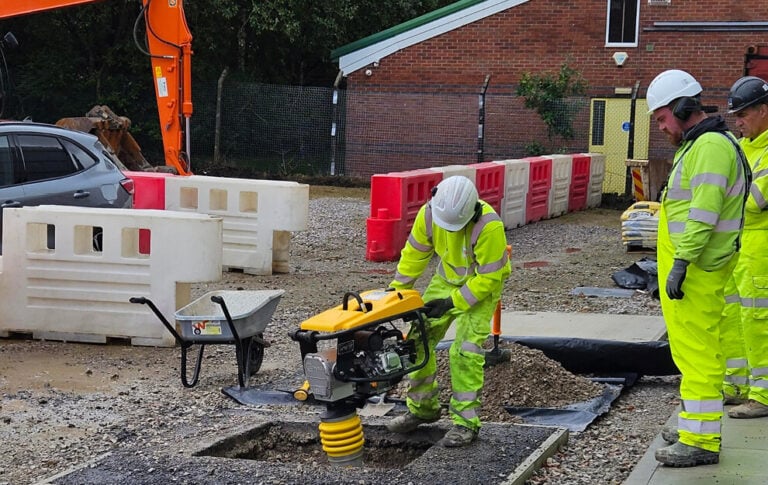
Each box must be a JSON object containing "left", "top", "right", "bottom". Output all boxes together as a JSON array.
[
  {"left": 0, "top": 206, "right": 222, "bottom": 346},
  {"left": 164, "top": 175, "right": 309, "bottom": 275}
]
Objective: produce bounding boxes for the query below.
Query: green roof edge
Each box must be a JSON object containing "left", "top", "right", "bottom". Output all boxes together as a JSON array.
[{"left": 331, "top": 0, "right": 487, "bottom": 60}]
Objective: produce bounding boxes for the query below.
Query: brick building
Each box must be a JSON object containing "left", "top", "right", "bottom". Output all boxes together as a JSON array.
[{"left": 331, "top": 0, "right": 768, "bottom": 190}]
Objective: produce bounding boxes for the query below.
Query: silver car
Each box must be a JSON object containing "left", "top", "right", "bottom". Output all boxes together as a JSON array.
[{"left": 0, "top": 121, "right": 134, "bottom": 251}]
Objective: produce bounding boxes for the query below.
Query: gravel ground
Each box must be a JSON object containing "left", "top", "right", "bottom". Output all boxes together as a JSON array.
[{"left": 0, "top": 186, "right": 681, "bottom": 484}]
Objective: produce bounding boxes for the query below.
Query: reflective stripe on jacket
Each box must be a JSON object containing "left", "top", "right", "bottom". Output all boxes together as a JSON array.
[
  {"left": 390, "top": 200, "right": 511, "bottom": 311},
  {"left": 663, "top": 131, "right": 747, "bottom": 270}
]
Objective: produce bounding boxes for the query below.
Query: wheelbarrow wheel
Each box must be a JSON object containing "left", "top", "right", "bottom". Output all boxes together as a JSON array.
[{"left": 242, "top": 334, "right": 265, "bottom": 381}]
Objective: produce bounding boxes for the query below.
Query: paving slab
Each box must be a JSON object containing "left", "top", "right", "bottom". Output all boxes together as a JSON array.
[
  {"left": 625, "top": 405, "right": 768, "bottom": 484},
  {"left": 444, "top": 311, "right": 667, "bottom": 343}
]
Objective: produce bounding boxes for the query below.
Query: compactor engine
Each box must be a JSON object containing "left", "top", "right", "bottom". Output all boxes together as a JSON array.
[{"left": 290, "top": 288, "right": 429, "bottom": 466}]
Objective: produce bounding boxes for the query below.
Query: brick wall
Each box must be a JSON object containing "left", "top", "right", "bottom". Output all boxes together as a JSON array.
[
  {"left": 341, "top": 0, "right": 768, "bottom": 178},
  {"left": 347, "top": 0, "right": 768, "bottom": 92}
]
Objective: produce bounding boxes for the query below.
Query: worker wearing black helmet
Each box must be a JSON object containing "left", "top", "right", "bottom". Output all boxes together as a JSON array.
[{"left": 721, "top": 76, "right": 768, "bottom": 420}]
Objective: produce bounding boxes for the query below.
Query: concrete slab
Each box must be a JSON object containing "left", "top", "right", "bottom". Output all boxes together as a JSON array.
[{"left": 444, "top": 311, "right": 667, "bottom": 343}]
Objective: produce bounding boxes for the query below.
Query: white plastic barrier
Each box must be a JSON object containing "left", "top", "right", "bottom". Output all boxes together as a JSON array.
[
  {"left": 586, "top": 153, "right": 606, "bottom": 208},
  {"left": 547, "top": 154, "right": 572, "bottom": 218},
  {"left": 497, "top": 159, "right": 529, "bottom": 229},
  {"left": 428, "top": 165, "right": 477, "bottom": 184},
  {"left": 0, "top": 206, "right": 223, "bottom": 346},
  {"left": 165, "top": 175, "right": 309, "bottom": 275}
]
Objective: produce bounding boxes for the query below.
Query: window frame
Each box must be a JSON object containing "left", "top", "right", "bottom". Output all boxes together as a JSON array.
[{"left": 605, "top": 0, "right": 640, "bottom": 48}]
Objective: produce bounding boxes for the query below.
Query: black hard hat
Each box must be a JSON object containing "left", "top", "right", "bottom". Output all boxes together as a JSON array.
[{"left": 728, "top": 76, "right": 768, "bottom": 114}]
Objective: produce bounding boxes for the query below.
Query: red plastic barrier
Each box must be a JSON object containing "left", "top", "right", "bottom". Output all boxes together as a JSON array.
[
  {"left": 366, "top": 212, "right": 404, "bottom": 262},
  {"left": 124, "top": 171, "right": 176, "bottom": 253},
  {"left": 569, "top": 154, "right": 590, "bottom": 212},
  {"left": 124, "top": 171, "right": 175, "bottom": 209},
  {"left": 367, "top": 170, "right": 443, "bottom": 262},
  {"left": 524, "top": 157, "right": 552, "bottom": 223},
  {"left": 469, "top": 162, "right": 505, "bottom": 215}
]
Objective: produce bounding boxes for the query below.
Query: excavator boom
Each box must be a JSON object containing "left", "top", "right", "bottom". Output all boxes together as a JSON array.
[{"left": 0, "top": 0, "right": 193, "bottom": 175}]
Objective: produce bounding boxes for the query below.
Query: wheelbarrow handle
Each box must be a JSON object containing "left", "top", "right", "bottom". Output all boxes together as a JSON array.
[
  {"left": 211, "top": 295, "right": 248, "bottom": 388},
  {"left": 129, "top": 296, "right": 184, "bottom": 344}
]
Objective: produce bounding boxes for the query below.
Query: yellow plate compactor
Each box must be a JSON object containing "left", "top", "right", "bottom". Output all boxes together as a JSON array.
[{"left": 290, "top": 288, "right": 430, "bottom": 467}]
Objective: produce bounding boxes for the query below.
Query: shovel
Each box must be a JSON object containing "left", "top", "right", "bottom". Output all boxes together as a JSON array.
[
  {"left": 484, "top": 245, "right": 512, "bottom": 368},
  {"left": 358, "top": 394, "right": 396, "bottom": 417}
]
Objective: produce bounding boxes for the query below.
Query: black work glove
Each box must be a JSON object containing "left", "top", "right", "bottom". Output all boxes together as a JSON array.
[
  {"left": 424, "top": 297, "right": 454, "bottom": 318},
  {"left": 666, "top": 259, "right": 689, "bottom": 300}
]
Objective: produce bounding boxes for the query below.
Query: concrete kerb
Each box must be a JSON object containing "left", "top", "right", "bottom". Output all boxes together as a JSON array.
[{"left": 501, "top": 425, "right": 569, "bottom": 485}]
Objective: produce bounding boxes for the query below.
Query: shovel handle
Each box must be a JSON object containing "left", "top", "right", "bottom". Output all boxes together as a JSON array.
[
  {"left": 492, "top": 245, "right": 512, "bottom": 337},
  {"left": 492, "top": 301, "right": 502, "bottom": 336}
]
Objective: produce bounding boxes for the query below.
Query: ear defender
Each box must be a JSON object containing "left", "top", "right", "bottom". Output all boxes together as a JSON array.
[
  {"left": 471, "top": 202, "right": 482, "bottom": 223},
  {"left": 672, "top": 96, "right": 701, "bottom": 121}
]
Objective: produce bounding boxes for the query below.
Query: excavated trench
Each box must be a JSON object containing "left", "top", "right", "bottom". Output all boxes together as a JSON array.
[{"left": 50, "top": 417, "right": 564, "bottom": 484}]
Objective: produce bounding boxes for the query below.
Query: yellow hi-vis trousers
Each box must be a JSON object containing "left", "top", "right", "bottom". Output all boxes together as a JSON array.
[
  {"left": 658, "top": 206, "right": 735, "bottom": 452},
  {"left": 404, "top": 273, "right": 499, "bottom": 432}
]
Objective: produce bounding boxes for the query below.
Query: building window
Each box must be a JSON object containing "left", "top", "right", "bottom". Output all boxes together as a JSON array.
[{"left": 606, "top": 0, "right": 639, "bottom": 47}]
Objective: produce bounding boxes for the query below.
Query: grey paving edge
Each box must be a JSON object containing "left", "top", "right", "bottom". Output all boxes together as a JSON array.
[
  {"left": 35, "top": 452, "right": 113, "bottom": 485},
  {"left": 501, "top": 425, "right": 569, "bottom": 485},
  {"left": 623, "top": 408, "right": 677, "bottom": 484}
]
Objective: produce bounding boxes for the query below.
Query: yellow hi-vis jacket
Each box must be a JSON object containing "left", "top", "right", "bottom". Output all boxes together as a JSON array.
[
  {"left": 390, "top": 200, "right": 511, "bottom": 311},
  {"left": 662, "top": 129, "right": 748, "bottom": 270},
  {"left": 742, "top": 129, "right": 768, "bottom": 227}
]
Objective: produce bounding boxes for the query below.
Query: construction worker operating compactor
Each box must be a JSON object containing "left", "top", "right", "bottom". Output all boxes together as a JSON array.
[
  {"left": 386, "top": 175, "right": 511, "bottom": 447},
  {"left": 647, "top": 69, "right": 750, "bottom": 468},
  {"left": 720, "top": 76, "right": 768, "bottom": 420}
]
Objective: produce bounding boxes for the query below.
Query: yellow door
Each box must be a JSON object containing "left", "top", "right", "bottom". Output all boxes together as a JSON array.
[{"left": 588, "top": 98, "right": 650, "bottom": 194}]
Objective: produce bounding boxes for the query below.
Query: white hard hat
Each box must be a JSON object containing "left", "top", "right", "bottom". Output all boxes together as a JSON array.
[
  {"left": 431, "top": 176, "right": 479, "bottom": 231},
  {"left": 646, "top": 69, "right": 702, "bottom": 113}
]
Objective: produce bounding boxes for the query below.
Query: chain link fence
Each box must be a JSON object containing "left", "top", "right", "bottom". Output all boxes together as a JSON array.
[{"left": 191, "top": 80, "right": 637, "bottom": 193}]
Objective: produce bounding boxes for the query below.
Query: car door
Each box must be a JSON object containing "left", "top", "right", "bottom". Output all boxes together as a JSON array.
[
  {"left": 16, "top": 133, "right": 105, "bottom": 207},
  {"left": 0, "top": 134, "right": 25, "bottom": 246}
]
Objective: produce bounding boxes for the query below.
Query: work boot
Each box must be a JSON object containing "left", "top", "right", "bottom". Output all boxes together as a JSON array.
[
  {"left": 660, "top": 425, "right": 678, "bottom": 444},
  {"left": 723, "top": 394, "right": 748, "bottom": 406},
  {"left": 439, "top": 425, "right": 478, "bottom": 448},
  {"left": 728, "top": 399, "right": 768, "bottom": 419},
  {"left": 386, "top": 412, "right": 439, "bottom": 433},
  {"left": 655, "top": 442, "right": 719, "bottom": 467}
]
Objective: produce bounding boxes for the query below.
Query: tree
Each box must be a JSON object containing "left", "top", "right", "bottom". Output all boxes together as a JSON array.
[
  {"left": 0, "top": 0, "right": 454, "bottom": 157},
  {"left": 516, "top": 63, "right": 587, "bottom": 141}
]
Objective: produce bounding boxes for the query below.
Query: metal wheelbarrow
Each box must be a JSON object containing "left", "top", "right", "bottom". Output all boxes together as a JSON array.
[{"left": 130, "top": 289, "right": 284, "bottom": 388}]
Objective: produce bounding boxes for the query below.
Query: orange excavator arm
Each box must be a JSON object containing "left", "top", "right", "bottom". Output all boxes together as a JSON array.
[{"left": 0, "top": 0, "right": 193, "bottom": 175}]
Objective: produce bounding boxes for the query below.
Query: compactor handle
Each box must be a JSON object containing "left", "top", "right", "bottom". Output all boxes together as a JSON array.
[{"left": 342, "top": 292, "right": 368, "bottom": 313}]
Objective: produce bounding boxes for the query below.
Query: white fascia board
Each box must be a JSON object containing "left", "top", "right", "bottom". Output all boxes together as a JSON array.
[{"left": 339, "top": 0, "right": 530, "bottom": 75}]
